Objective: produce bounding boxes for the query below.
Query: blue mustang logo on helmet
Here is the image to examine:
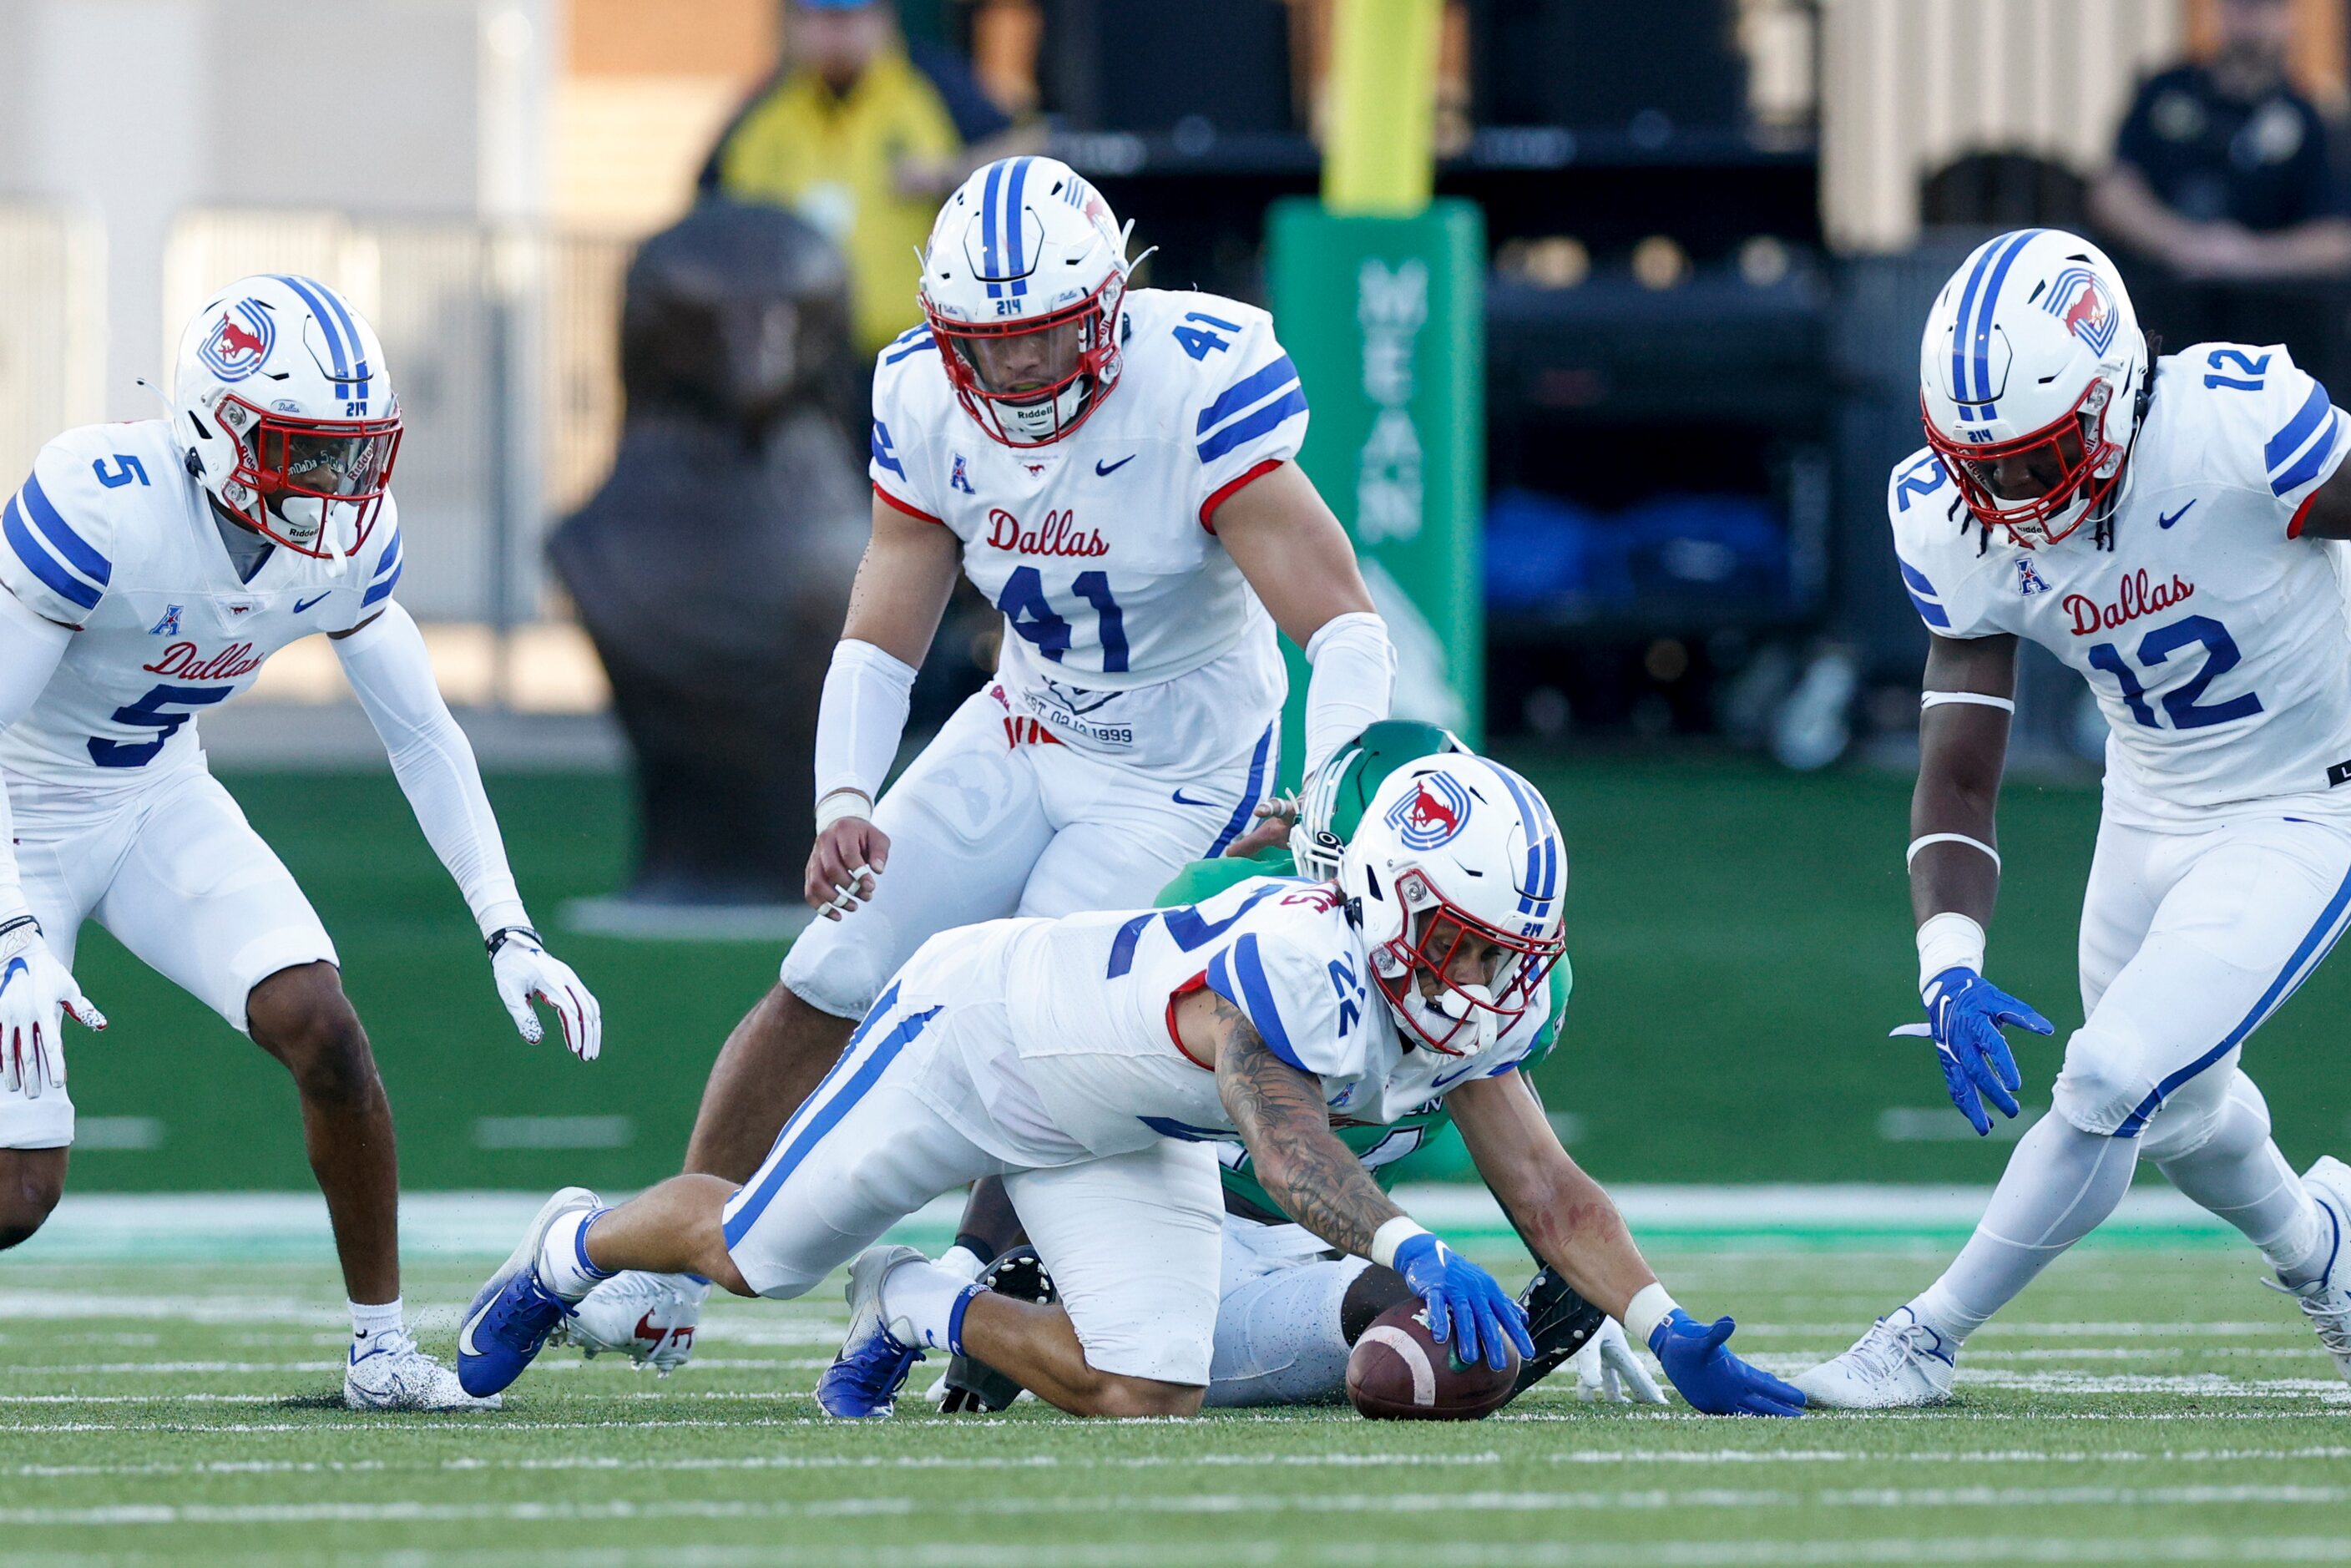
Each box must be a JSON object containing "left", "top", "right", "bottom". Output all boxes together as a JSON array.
[
  {"left": 2043, "top": 267, "right": 2117, "bottom": 357},
  {"left": 1386, "top": 772, "right": 1472, "bottom": 850},
  {"left": 198, "top": 300, "right": 275, "bottom": 382}
]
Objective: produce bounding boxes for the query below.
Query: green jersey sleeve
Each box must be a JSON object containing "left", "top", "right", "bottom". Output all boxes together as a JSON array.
[{"left": 1155, "top": 844, "right": 1297, "bottom": 908}]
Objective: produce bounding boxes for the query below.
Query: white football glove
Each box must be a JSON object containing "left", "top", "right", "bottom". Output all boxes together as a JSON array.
[
  {"left": 1573, "top": 1316, "right": 1668, "bottom": 1404},
  {"left": 0, "top": 916, "right": 105, "bottom": 1098},
  {"left": 488, "top": 925, "right": 601, "bottom": 1062}
]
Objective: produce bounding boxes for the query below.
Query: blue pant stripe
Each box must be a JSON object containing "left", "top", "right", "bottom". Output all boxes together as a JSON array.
[
  {"left": 722, "top": 989, "right": 940, "bottom": 1249},
  {"left": 1205, "top": 723, "right": 1276, "bottom": 857},
  {"left": 2114, "top": 859, "right": 2351, "bottom": 1136}
]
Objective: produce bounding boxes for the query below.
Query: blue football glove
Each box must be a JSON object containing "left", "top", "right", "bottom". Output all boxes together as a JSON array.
[
  {"left": 1393, "top": 1233, "right": 1538, "bottom": 1371},
  {"left": 1647, "top": 1309, "right": 1805, "bottom": 1417},
  {"left": 1892, "top": 966, "right": 2050, "bottom": 1136}
]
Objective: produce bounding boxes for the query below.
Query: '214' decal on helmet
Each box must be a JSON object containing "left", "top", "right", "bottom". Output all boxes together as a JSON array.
[
  {"left": 2042, "top": 266, "right": 2117, "bottom": 357},
  {"left": 1386, "top": 773, "right": 1473, "bottom": 850}
]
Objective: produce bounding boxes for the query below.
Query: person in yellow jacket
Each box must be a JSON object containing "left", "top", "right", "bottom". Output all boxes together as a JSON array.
[{"left": 701, "top": 0, "right": 1042, "bottom": 358}]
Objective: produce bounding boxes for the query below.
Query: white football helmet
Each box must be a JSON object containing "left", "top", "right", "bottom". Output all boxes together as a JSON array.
[
  {"left": 918, "top": 155, "right": 1135, "bottom": 447},
  {"left": 1338, "top": 755, "right": 1567, "bottom": 1055},
  {"left": 171, "top": 274, "right": 402, "bottom": 564},
  {"left": 1919, "top": 229, "right": 2146, "bottom": 548}
]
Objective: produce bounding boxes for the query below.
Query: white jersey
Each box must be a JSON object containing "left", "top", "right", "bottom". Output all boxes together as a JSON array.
[
  {"left": 1889, "top": 343, "right": 2351, "bottom": 827},
  {"left": 867, "top": 288, "right": 1305, "bottom": 774},
  {"left": 0, "top": 418, "right": 404, "bottom": 787},
  {"left": 997, "top": 873, "right": 1552, "bottom": 1157}
]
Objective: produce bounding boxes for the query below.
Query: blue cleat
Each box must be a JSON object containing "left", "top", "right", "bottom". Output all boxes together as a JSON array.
[
  {"left": 458, "top": 1186, "right": 601, "bottom": 1399},
  {"left": 816, "top": 1245, "right": 928, "bottom": 1418}
]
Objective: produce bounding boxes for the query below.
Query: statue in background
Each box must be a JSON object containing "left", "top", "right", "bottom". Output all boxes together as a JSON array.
[{"left": 550, "top": 200, "right": 867, "bottom": 911}]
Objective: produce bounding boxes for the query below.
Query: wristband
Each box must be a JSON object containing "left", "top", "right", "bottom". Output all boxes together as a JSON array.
[
  {"left": 1906, "top": 832, "right": 2000, "bottom": 869},
  {"left": 1370, "top": 1216, "right": 1431, "bottom": 1271},
  {"left": 1919, "top": 690, "right": 2015, "bottom": 713},
  {"left": 484, "top": 924, "right": 542, "bottom": 959},
  {"left": 1915, "top": 911, "right": 1988, "bottom": 998},
  {"left": 816, "top": 788, "right": 874, "bottom": 834},
  {"left": 1622, "top": 1282, "right": 1681, "bottom": 1346}
]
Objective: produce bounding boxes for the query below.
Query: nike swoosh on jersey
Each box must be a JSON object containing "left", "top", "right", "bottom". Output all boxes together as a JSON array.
[
  {"left": 1431, "top": 1065, "right": 1484, "bottom": 1090},
  {"left": 293, "top": 593, "right": 331, "bottom": 613},
  {"left": 2158, "top": 500, "right": 2197, "bottom": 529},
  {"left": 1170, "top": 788, "right": 1217, "bottom": 806},
  {"left": 1095, "top": 454, "right": 1137, "bottom": 476}
]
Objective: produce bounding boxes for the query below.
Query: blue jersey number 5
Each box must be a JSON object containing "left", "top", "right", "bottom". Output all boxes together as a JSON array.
[{"left": 88, "top": 683, "right": 232, "bottom": 767}]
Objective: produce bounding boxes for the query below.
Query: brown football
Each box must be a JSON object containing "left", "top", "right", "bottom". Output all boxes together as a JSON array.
[{"left": 1345, "top": 1301, "right": 1520, "bottom": 1420}]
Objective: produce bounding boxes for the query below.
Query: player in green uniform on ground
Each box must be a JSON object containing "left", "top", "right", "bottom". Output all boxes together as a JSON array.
[{"left": 934, "top": 721, "right": 1665, "bottom": 1410}]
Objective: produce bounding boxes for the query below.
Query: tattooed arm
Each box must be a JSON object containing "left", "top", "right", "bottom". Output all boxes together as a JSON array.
[{"left": 1181, "top": 985, "right": 1404, "bottom": 1258}]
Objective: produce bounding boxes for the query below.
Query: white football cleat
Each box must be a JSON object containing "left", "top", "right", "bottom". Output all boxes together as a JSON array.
[
  {"left": 344, "top": 1328, "right": 499, "bottom": 1411},
  {"left": 2268, "top": 1156, "right": 2351, "bottom": 1387},
  {"left": 1790, "top": 1306, "right": 1958, "bottom": 1409},
  {"left": 564, "top": 1270, "right": 708, "bottom": 1373}
]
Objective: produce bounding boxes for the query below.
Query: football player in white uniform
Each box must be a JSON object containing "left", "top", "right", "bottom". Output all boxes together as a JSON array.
[
  {"left": 1796, "top": 230, "right": 2351, "bottom": 1407},
  {"left": 460, "top": 756, "right": 1802, "bottom": 1418},
  {"left": 0, "top": 276, "right": 601, "bottom": 1410},
  {"left": 569, "top": 154, "right": 1397, "bottom": 1365}
]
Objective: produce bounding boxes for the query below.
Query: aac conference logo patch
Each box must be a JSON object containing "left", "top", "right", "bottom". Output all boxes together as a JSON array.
[
  {"left": 198, "top": 300, "right": 275, "bottom": 382},
  {"left": 1386, "top": 773, "right": 1472, "bottom": 850}
]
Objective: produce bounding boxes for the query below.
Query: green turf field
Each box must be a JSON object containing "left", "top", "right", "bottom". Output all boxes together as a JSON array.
[
  {"left": 42, "top": 750, "right": 2351, "bottom": 1190},
  {"left": 2, "top": 1240, "right": 2346, "bottom": 1565}
]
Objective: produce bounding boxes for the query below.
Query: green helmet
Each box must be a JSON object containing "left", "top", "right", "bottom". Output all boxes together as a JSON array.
[{"left": 1290, "top": 719, "right": 1469, "bottom": 880}]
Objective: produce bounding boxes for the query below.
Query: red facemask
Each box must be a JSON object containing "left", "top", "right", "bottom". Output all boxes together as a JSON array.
[
  {"left": 1369, "top": 870, "right": 1565, "bottom": 1055},
  {"left": 1923, "top": 382, "right": 2121, "bottom": 546},
  {"left": 214, "top": 393, "right": 402, "bottom": 558},
  {"left": 923, "top": 274, "right": 1126, "bottom": 447}
]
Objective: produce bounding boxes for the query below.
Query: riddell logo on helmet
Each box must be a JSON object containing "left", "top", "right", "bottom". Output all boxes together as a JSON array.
[
  {"left": 1386, "top": 775, "right": 1472, "bottom": 850},
  {"left": 2042, "top": 266, "right": 2118, "bottom": 357}
]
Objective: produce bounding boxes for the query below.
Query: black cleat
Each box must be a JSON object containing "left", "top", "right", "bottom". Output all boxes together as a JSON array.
[
  {"left": 938, "top": 1245, "right": 1058, "bottom": 1414},
  {"left": 1509, "top": 1264, "right": 1608, "bottom": 1399}
]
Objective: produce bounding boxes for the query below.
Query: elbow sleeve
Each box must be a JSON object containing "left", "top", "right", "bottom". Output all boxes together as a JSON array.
[
  {"left": 814, "top": 639, "right": 918, "bottom": 808},
  {"left": 1302, "top": 611, "right": 1396, "bottom": 779}
]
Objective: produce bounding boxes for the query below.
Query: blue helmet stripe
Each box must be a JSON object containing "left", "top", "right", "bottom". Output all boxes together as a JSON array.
[
  {"left": 978, "top": 161, "right": 1004, "bottom": 300},
  {"left": 271, "top": 275, "right": 353, "bottom": 387},
  {"left": 1967, "top": 230, "right": 2042, "bottom": 405},
  {"left": 1004, "top": 156, "right": 1032, "bottom": 296},
  {"left": 311, "top": 281, "right": 372, "bottom": 397},
  {"left": 1948, "top": 240, "right": 2003, "bottom": 406},
  {"left": 1489, "top": 761, "right": 1560, "bottom": 914}
]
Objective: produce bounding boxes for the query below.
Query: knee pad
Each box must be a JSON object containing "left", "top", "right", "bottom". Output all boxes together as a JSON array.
[
  {"left": 778, "top": 922, "right": 896, "bottom": 1021},
  {"left": 2050, "top": 1024, "right": 2160, "bottom": 1137},
  {"left": 2141, "top": 1064, "right": 2261, "bottom": 1166}
]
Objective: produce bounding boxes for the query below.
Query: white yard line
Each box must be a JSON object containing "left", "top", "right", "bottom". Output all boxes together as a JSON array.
[
  {"left": 57, "top": 1539, "right": 2351, "bottom": 1568},
  {"left": 4, "top": 1184, "right": 2240, "bottom": 1263},
  {"left": 6, "top": 1486, "right": 2351, "bottom": 1529},
  {"left": 8, "top": 1446, "right": 2351, "bottom": 1482}
]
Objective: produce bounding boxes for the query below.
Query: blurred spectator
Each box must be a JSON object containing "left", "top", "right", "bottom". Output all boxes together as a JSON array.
[
  {"left": 700, "top": 0, "right": 1043, "bottom": 359},
  {"left": 2090, "top": 0, "right": 2351, "bottom": 281}
]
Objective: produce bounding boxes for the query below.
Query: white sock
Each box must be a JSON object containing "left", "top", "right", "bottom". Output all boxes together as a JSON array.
[
  {"left": 350, "top": 1297, "right": 403, "bottom": 1353},
  {"left": 2151, "top": 1077, "right": 2328, "bottom": 1285},
  {"left": 1910, "top": 1115, "right": 2139, "bottom": 1345},
  {"left": 880, "top": 1258, "right": 978, "bottom": 1353},
  {"left": 938, "top": 1245, "right": 988, "bottom": 1283},
  {"left": 537, "top": 1207, "right": 614, "bottom": 1302}
]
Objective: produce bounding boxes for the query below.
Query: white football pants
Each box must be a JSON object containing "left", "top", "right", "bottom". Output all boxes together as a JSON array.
[{"left": 780, "top": 684, "right": 1277, "bottom": 1020}]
